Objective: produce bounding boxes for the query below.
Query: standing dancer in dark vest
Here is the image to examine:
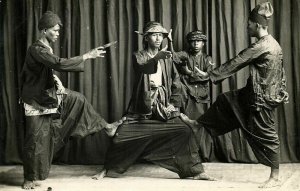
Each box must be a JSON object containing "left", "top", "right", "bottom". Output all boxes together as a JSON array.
[
  {"left": 180, "top": 2, "right": 288, "bottom": 188},
  {"left": 20, "top": 11, "right": 123, "bottom": 189}
]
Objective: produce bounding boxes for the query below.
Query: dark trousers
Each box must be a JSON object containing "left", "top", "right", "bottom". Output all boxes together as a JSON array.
[
  {"left": 23, "top": 89, "right": 107, "bottom": 180},
  {"left": 197, "top": 87, "right": 280, "bottom": 169},
  {"left": 104, "top": 118, "right": 204, "bottom": 178}
]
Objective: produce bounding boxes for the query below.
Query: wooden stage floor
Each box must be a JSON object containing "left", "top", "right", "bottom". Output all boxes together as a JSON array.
[{"left": 0, "top": 163, "right": 299, "bottom": 191}]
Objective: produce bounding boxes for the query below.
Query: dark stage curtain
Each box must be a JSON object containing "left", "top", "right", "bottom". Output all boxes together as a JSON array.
[{"left": 1, "top": 0, "right": 299, "bottom": 165}]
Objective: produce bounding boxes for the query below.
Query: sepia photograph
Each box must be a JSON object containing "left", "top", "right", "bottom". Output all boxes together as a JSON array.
[{"left": 0, "top": 0, "right": 299, "bottom": 190}]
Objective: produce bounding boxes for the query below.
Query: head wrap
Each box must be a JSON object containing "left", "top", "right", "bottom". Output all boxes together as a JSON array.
[
  {"left": 249, "top": 2, "right": 273, "bottom": 26},
  {"left": 186, "top": 30, "right": 207, "bottom": 41},
  {"left": 135, "top": 21, "right": 168, "bottom": 36},
  {"left": 38, "top": 11, "right": 62, "bottom": 31}
]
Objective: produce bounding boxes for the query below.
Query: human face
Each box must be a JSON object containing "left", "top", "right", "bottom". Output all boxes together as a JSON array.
[
  {"left": 146, "top": 33, "right": 164, "bottom": 49},
  {"left": 45, "top": 24, "right": 60, "bottom": 43},
  {"left": 189, "top": 40, "right": 204, "bottom": 53},
  {"left": 247, "top": 20, "right": 257, "bottom": 37}
]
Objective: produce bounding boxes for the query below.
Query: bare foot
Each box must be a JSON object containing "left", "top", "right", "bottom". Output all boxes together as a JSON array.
[
  {"left": 179, "top": 113, "right": 197, "bottom": 125},
  {"left": 22, "top": 180, "right": 41, "bottom": 189},
  {"left": 193, "top": 172, "right": 217, "bottom": 181},
  {"left": 92, "top": 169, "right": 107, "bottom": 180},
  {"left": 259, "top": 177, "right": 281, "bottom": 188},
  {"left": 179, "top": 113, "right": 200, "bottom": 132},
  {"left": 105, "top": 117, "right": 125, "bottom": 137}
]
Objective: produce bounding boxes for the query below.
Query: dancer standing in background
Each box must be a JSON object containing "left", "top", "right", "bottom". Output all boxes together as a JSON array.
[
  {"left": 168, "top": 30, "right": 216, "bottom": 162},
  {"left": 170, "top": 30, "right": 215, "bottom": 119}
]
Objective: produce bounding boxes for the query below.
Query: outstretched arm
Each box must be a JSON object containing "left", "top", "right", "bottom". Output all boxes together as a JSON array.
[
  {"left": 196, "top": 41, "right": 266, "bottom": 84},
  {"left": 31, "top": 46, "right": 106, "bottom": 72},
  {"left": 208, "top": 42, "right": 265, "bottom": 83},
  {"left": 134, "top": 51, "right": 172, "bottom": 74}
]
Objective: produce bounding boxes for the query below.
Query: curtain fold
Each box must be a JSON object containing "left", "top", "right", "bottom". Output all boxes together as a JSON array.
[{"left": 1, "top": 0, "right": 299, "bottom": 164}]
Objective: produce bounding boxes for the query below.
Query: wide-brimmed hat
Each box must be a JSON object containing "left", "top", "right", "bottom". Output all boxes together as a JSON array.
[
  {"left": 135, "top": 21, "right": 168, "bottom": 36},
  {"left": 249, "top": 2, "right": 273, "bottom": 26},
  {"left": 186, "top": 30, "right": 207, "bottom": 41}
]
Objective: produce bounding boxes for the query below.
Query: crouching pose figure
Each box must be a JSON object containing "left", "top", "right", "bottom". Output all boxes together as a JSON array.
[{"left": 92, "top": 21, "right": 216, "bottom": 181}]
